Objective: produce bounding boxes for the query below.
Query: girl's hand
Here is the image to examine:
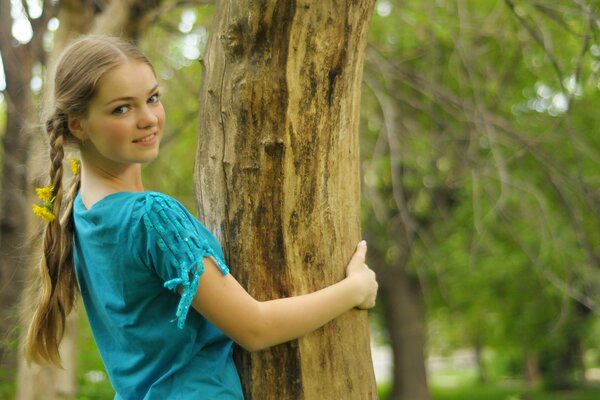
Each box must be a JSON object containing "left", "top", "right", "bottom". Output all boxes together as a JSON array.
[
  {"left": 345, "top": 240, "right": 378, "bottom": 309},
  {"left": 191, "top": 239, "right": 379, "bottom": 351}
]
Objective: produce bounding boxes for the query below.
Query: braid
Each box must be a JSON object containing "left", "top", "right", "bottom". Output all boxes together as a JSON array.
[
  {"left": 25, "top": 111, "right": 80, "bottom": 366},
  {"left": 47, "top": 120, "right": 66, "bottom": 290}
]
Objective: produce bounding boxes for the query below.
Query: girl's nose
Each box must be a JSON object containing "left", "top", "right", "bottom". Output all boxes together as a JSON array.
[{"left": 138, "top": 106, "right": 158, "bottom": 129}]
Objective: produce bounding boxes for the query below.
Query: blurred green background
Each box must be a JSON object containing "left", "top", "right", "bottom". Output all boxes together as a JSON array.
[{"left": 2, "top": 0, "right": 600, "bottom": 399}]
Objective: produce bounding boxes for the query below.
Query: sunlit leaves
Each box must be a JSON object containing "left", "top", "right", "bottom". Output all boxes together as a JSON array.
[
  {"left": 139, "top": 4, "right": 215, "bottom": 210},
  {"left": 363, "top": 0, "right": 600, "bottom": 384}
]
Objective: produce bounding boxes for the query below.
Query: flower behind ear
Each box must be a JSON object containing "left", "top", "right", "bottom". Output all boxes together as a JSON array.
[{"left": 68, "top": 156, "right": 80, "bottom": 175}]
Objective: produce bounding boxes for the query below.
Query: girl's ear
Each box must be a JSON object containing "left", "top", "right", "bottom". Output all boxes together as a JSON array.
[{"left": 67, "top": 115, "right": 87, "bottom": 141}]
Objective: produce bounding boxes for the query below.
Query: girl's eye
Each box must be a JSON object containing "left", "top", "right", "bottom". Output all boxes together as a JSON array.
[
  {"left": 112, "top": 105, "right": 129, "bottom": 115},
  {"left": 148, "top": 92, "right": 161, "bottom": 104}
]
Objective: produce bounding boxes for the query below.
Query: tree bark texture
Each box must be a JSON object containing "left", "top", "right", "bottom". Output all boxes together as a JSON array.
[{"left": 194, "top": 1, "right": 377, "bottom": 398}]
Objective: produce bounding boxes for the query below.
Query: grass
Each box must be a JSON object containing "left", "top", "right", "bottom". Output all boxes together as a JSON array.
[
  {"left": 0, "top": 382, "right": 15, "bottom": 400},
  {"left": 377, "top": 380, "right": 600, "bottom": 400},
  {"left": 383, "top": 352, "right": 600, "bottom": 400},
  {"left": 432, "top": 384, "right": 600, "bottom": 400}
]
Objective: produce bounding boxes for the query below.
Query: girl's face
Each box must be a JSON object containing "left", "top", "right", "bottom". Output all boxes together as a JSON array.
[{"left": 70, "top": 61, "right": 165, "bottom": 170}]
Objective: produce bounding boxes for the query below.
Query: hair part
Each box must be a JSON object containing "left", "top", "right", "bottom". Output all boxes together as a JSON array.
[{"left": 25, "top": 35, "right": 154, "bottom": 366}]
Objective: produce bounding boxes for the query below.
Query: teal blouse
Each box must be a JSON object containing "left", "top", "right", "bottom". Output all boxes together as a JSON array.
[{"left": 73, "top": 191, "right": 243, "bottom": 399}]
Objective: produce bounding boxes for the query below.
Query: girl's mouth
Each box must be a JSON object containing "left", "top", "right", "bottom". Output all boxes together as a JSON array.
[{"left": 133, "top": 133, "right": 157, "bottom": 144}]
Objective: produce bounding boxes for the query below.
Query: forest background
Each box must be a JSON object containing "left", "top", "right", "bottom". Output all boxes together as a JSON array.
[{"left": 1, "top": 0, "right": 600, "bottom": 399}]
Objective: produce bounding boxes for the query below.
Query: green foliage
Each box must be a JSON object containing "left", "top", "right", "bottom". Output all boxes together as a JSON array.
[
  {"left": 76, "top": 305, "right": 115, "bottom": 399},
  {"left": 0, "top": 381, "right": 15, "bottom": 400},
  {"left": 140, "top": 4, "right": 215, "bottom": 211},
  {"left": 364, "top": 0, "right": 600, "bottom": 387}
]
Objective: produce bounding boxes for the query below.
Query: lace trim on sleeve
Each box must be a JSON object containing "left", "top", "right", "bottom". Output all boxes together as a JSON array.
[{"left": 142, "top": 193, "right": 229, "bottom": 328}]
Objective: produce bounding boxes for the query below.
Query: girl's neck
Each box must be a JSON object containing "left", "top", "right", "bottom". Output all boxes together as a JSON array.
[{"left": 78, "top": 158, "right": 144, "bottom": 209}]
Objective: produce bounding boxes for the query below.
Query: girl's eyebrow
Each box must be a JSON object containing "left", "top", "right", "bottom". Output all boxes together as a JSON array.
[{"left": 104, "top": 83, "right": 160, "bottom": 106}]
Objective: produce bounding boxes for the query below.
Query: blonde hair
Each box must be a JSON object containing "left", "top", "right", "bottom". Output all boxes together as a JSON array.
[{"left": 25, "top": 35, "right": 154, "bottom": 366}]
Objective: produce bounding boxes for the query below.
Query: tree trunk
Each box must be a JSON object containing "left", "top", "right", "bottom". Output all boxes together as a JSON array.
[
  {"left": 525, "top": 352, "right": 541, "bottom": 386},
  {"left": 91, "top": 0, "right": 161, "bottom": 40},
  {"left": 16, "top": 312, "right": 78, "bottom": 400},
  {"left": 0, "top": 0, "right": 49, "bottom": 383},
  {"left": 0, "top": 70, "right": 32, "bottom": 384},
  {"left": 474, "top": 340, "right": 487, "bottom": 384},
  {"left": 380, "top": 267, "right": 430, "bottom": 400},
  {"left": 194, "top": 1, "right": 377, "bottom": 398}
]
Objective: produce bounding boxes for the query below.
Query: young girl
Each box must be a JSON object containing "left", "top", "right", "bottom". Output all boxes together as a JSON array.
[{"left": 26, "top": 35, "right": 378, "bottom": 399}]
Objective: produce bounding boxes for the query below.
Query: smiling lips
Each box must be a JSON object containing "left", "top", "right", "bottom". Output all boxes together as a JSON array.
[{"left": 133, "top": 132, "right": 157, "bottom": 144}]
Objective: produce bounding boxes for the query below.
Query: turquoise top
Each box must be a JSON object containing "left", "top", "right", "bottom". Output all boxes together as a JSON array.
[{"left": 73, "top": 191, "right": 243, "bottom": 400}]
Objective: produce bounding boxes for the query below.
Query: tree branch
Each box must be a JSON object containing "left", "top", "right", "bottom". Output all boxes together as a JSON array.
[{"left": 504, "top": 0, "right": 566, "bottom": 86}]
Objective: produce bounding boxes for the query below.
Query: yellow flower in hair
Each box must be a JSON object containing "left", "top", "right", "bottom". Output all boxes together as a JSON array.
[
  {"left": 69, "top": 157, "right": 80, "bottom": 175},
  {"left": 35, "top": 185, "right": 54, "bottom": 202},
  {"left": 32, "top": 204, "right": 56, "bottom": 222},
  {"left": 33, "top": 185, "right": 56, "bottom": 223}
]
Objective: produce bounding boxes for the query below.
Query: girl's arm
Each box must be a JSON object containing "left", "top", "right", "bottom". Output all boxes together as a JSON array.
[{"left": 189, "top": 241, "right": 377, "bottom": 351}]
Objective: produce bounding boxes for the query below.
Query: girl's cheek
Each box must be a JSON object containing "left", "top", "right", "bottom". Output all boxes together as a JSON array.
[
  {"left": 103, "top": 121, "right": 132, "bottom": 139},
  {"left": 158, "top": 107, "right": 166, "bottom": 128}
]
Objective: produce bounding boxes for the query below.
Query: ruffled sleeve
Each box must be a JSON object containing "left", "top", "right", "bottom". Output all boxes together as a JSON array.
[{"left": 140, "top": 193, "right": 229, "bottom": 328}]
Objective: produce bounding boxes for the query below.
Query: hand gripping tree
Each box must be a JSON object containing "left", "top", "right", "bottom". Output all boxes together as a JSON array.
[{"left": 194, "top": 1, "right": 377, "bottom": 399}]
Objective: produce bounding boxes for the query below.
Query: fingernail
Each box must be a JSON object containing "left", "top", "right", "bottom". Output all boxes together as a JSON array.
[{"left": 360, "top": 240, "right": 367, "bottom": 246}]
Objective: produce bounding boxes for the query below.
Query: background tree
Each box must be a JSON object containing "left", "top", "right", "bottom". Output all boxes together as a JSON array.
[
  {"left": 0, "top": 0, "right": 56, "bottom": 385},
  {"left": 195, "top": 1, "right": 378, "bottom": 398},
  {"left": 362, "top": 0, "right": 600, "bottom": 395}
]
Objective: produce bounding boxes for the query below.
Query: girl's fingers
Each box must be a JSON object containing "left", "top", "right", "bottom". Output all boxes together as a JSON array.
[{"left": 350, "top": 240, "right": 368, "bottom": 265}]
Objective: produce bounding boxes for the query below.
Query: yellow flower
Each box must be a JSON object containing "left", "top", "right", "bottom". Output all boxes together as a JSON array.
[
  {"left": 69, "top": 157, "right": 80, "bottom": 175},
  {"left": 32, "top": 204, "right": 56, "bottom": 222},
  {"left": 35, "top": 185, "right": 55, "bottom": 202},
  {"left": 33, "top": 185, "right": 56, "bottom": 223}
]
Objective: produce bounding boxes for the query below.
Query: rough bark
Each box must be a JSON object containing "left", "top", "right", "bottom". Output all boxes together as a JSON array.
[{"left": 194, "top": 1, "right": 377, "bottom": 398}]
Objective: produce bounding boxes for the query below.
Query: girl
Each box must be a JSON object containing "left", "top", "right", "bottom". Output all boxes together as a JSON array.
[{"left": 26, "top": 35, "right": 378, "bottom": 399}]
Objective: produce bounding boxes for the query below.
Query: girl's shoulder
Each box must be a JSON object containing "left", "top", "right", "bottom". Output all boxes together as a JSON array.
[
  {"left": 75, "top": 191, "right": 191, "bottom": 227},
  {"left": 142, "top": 191, "right": 182, "bottom": 206},
  {"left": 138, "top": 192, "right": 206, "bottom": 237},
  {"left": 76, "top": 191, "right": 183, "bottom": 212},
  {"left": 140, "top": 192, "right": 192, "bottom": 219}
]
